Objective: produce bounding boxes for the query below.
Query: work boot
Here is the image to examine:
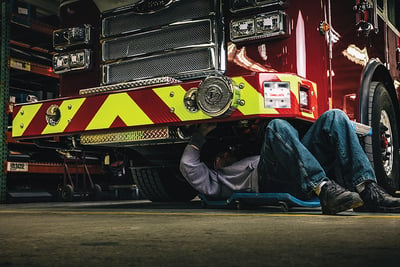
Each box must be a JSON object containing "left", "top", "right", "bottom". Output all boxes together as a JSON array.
[
  {"left": 319, "top": 180, "right": 364, "bottom": 215},
  {"left": 359, "top": 182, "right": 400, "bottom": 212}
]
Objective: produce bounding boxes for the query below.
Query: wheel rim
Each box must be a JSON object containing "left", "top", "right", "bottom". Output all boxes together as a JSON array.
[{"left": 380, "top": 110, "right": 393, "bottom": 176}]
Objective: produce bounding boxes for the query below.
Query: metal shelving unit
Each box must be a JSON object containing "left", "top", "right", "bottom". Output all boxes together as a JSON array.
[
  {"left": 1, "top": 0, "right": 10, "bottom": 203},
  {"left": 0, "top": 0, "right": 61, "bottom": 203}
]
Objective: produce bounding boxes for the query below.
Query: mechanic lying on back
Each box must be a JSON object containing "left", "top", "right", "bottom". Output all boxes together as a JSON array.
[{"left": 180, "top": 109, "right": 400, "bottom": 214}]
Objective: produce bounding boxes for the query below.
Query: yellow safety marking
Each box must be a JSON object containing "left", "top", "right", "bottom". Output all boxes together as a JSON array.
[
  {"left": 152, "top": 85, "right": 210, "bottom": 121},
  {"left": 301, "top": 111, "right": 316, "bottom": 119},
  {"left": 86, "top": 93, "right": 153, "bottom": 130},
  {"left": 233, "top": 77, "right": 278, "bottom": 116},
  {"left": 12, "top": 103, "right": 43, "bottom": 137},
  {"left": 42, "top": 98, "right": 86, "bottom": 134}
]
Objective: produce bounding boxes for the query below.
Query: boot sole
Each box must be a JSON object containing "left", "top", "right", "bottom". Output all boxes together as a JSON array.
[{"left": 322, "top": 195, "right": 364, "bottom": 215}]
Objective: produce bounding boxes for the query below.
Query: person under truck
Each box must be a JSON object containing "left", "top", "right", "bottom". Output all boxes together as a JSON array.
[{"left": 180, "top": 109, "right": 400, "bottom": 214}]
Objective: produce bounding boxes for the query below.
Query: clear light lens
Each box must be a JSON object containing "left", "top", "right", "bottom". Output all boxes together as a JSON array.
[
  {"left": 69, "top": 51, "right": 86, "bottom": 67},
  {"left": 264, "top": 82, "right": 290, "bottom": 108},
  {"left": 53, "top": 24, "right": 92, "bottom": 50},
  {"left": 54, "top": 54, "right": 69, "bottom": 72},
  {"left": 53, "top": 49, "right": 91, "bottom": 74},
  {"left": 300, "top": 90, "right": 309, "bottom": 108},
  {"left": 230, "top": 18, "right": 255, "bottom": 40},
  {"left": 230, "top": 11, "right": 288, "bottom": 42},
  {"left": 256, "top": 13, "right": 282, "bottom": 34}
]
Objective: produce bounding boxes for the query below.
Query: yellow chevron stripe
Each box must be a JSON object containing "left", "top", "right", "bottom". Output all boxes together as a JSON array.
[
  {"left": 301, "top": 111, "right": 316, "bottom": 119},
  {"left": 86, "top": 93, "right": 153, "bottom": 130},
  {"left": 152, "top": 85, "right": 210, "bottom": 121},
  {"left": 42, "top": 98, "right": 86, "bottom": 134},
  {"left": 12, "top": 103, "right": 43, "bottom": 137},
  {"left": 232, "top": 77, "right": 279, "bottom": 115}
]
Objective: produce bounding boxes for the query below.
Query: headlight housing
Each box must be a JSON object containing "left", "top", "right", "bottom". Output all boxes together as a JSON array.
[
  {"left": 53, "top": 24, "right": 92, "bottom": 50},
  {"left": 230, "top": 11, "right": 289, "bottom": 42},
  {"left": 197, "top": 76, "right": 240, "bottom": 117},
  {"left": 53, "top": 49, "right": 91, "bottom": 74}
]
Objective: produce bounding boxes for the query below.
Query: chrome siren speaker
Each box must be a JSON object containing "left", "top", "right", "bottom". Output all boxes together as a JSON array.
[{"left": 196, "top": 76, "right": 239, "bottom": 117}]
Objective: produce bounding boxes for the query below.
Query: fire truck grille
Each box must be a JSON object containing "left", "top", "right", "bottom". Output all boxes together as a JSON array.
[
  {"left": 102, "top": 21, "right": 211, "bottom": 61},
  {"left": 104, "top": 48, "right": 213, "bottom": 84},
  {"left": 101, "top": 0, "right": 221, "bottom": 85},
  {"left": 101, "top": 0, "right": 211, "bottom": 37}
]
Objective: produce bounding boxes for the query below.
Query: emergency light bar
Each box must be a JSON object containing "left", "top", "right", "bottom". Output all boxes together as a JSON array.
[
  {"left": 230, "top": 11, "right": 289, "bottom": 42},
  {"left": 53, "top": 24, "right": 92, "bottom": 50}
]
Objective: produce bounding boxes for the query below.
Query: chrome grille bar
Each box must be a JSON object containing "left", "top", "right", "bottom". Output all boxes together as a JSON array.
[
  {"left": 102, "top": 20, "right": 212, "bottom": 61},
  {"left": 102, "top": 0, "right": 212, "bottom": 37},
  {"left": 103, "top": 48, "right": 214, "bottom": 85},
  {"left": 100, "top": 0, "right": 224, "bottom": 85}
]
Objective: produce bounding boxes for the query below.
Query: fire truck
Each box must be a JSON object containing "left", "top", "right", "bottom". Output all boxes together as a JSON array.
[{"left": 11, "top": 0, "right": 400, "bottom": 201}]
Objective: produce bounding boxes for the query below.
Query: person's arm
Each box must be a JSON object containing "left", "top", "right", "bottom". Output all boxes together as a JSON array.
[{"left": 179, "top": 124, "right": 223, "bottom": 197}]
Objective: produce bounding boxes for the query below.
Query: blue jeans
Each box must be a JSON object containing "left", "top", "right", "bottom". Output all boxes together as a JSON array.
[{"left": 257, "top": 109, "right": 376, "bottom": 199}]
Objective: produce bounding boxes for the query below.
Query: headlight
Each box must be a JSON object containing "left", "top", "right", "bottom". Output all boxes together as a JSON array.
[
  {"left": 230, "top": 11, "right": 289, "bottom": 42},
  {"left": 230, "top": 18, "right": 255, "bottom": 40},
  {"left": 53, "top": 49, "right": 91, "bottom": 74},
  {"left": 264, "top": 82, "right": 290, "bottom": 108},
  {"left": 53, "top": 24, "right": 92, "bottom": 50},
  {"left": 197, "top": 76, "right": 240, "bottom": 117},
  {"left": 230, "top": 0, "right": 289, "bottom": 13},
  {"left": 299, "top": 86, "right": 310, "bottom": 109}
]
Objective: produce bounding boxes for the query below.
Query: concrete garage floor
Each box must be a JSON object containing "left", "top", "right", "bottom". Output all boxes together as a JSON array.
[{"left": 0, "top": 200, "right": 399, "bottom": 267}]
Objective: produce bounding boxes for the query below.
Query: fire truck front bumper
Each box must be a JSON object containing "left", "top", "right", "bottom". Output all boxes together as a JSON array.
[{"left": 12, "top": 73, "right": 318, "bottom": 145}]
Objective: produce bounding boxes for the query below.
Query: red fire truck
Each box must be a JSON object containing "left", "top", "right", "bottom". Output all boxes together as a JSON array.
[{"left": 11, "top": 0, "right": 400, "bottom": 201}]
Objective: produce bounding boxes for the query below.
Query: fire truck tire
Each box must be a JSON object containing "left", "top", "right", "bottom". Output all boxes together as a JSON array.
[
  {"left": 131, "top": 167, "right": 197, "bottom": 202},
  {"left": 61, "top": 184, "right": 74, "bottom": 202},
  {"left": 365, "top": 82, "right": 399, "bottom": 193},
  {"left": 91, "top": 184, "right": 102, "bottom": 201}
]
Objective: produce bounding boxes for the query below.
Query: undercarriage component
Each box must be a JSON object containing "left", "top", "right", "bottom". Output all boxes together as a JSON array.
[{"left": 130, "top": 166, "right": 197, "bottom": 202}]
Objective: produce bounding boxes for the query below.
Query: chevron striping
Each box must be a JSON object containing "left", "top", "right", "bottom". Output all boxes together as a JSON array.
[
  {"left": 233, "top": 76, "right": 279, "bottom": 116},
  {"left": 12, "top": 103, "right": 42, "bottom": 137},
  {"left": 42, "top": 98, "right": 85, "bottom": 134},
  {"left": 152, "top": 85, "right": 210, "bottom": 121},
  {"left": 85, "top": 93, "right": 153, "bottom": 131}
]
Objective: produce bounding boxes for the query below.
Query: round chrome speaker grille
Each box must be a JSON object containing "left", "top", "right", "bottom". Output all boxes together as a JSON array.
[
  {"left": 46, "top": 104, "right": 61, "bottom": 126},
  {"left": 197, "top": 76, "right": 237, "bottom": 117}
]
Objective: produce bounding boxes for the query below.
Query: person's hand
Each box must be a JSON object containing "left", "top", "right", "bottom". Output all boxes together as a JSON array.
[{"left": 197, "top": 123, "right": 217, "bottom": 137}]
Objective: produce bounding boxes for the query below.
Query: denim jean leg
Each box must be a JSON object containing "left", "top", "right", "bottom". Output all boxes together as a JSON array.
[
  {"left": 258, "top": 119, "right": 327, "bottom": 196},
  {"left": 301, "top": 109, "right": 377, "bottom": 189}
]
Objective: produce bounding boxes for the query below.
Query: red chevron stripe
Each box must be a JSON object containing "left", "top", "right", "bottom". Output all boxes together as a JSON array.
[
  {"left": 127, "top": 89, "right": 181, "bottom": 124},
  {"left": 23, "top": 101, "right": 62, "bottom": 136},
  {"left": 65, "top": 95, "right": 107, "bottom": 133}
]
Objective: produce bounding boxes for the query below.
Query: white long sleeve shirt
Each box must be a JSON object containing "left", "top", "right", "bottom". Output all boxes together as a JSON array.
[{"left": 179, "top": 133, "right": 260, "bottom": 199}]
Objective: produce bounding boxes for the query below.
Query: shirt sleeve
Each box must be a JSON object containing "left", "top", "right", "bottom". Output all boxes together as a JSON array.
[{"left": 179, "top": 134, "right": 222, "bottom": 197}]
